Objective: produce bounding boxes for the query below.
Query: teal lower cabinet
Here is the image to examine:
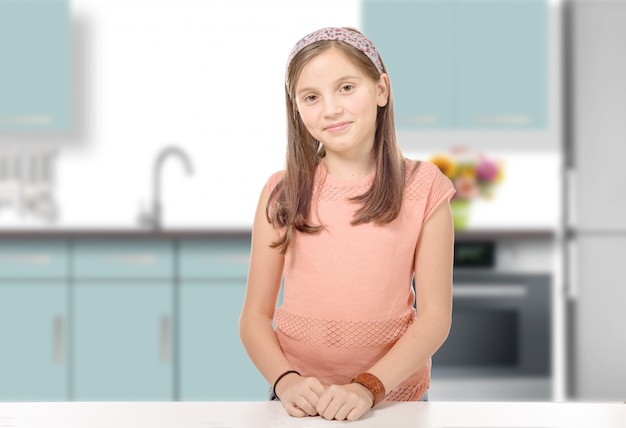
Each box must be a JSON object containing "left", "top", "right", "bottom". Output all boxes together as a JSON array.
[
  {"left": 180, "top": 281, "right": 268, "bottom": 400},
  {"left": 178, "top": 238, "right": 268, "bottom": 400},
  {"left": 72, "top": 282, "right": 174, "bottom": 400},
  {"left": 0, "top": 236, "right": 269, "bottom": 401},
  {"left": 0, "top": 240, "right": 69, "bottom": 401},
  {"left": 70, "top": 240, "right": 175, "bottom": 401},
  {"left": 0, "top": 283, "right": 68, "bottom": 401}
]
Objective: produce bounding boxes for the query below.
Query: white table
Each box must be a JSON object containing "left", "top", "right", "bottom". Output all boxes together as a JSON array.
[{"left": 0, "top": 401, "right": 624, "bottom": 427}]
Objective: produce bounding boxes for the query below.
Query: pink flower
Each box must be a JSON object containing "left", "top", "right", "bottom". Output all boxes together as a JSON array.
[
  {"left": 454, "top": 176, "right": 480, "bottom": 200},
  {"left": 476, "top": 157, "right": 499, "bottom": 182}
]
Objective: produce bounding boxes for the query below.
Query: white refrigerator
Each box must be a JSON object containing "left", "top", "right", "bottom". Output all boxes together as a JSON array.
[{"left": 564, "top": 0, "right": 626, "bottom": 401}]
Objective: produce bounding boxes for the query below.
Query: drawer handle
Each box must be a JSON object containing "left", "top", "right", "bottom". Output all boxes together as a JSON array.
[
  {"left": 104, "top": 254, "right": 157, "bottom": 265},
  {"left": 0, "top": 115, "right": 53, "bottom": 125},
  {"left": 0, "top": 254, "right": 51, "bottom": 265},
  {"left": 475, "top": 115, "right": 531, "bottom": 125},
  {"left": 453, "top": 285, "right": 527, "bottom": 298},
  {"left": 53, "top": 316, "right": 63, "bottom": 364},
  {"left": 160, "top": 315, "right": 171, "bottom": 364}
]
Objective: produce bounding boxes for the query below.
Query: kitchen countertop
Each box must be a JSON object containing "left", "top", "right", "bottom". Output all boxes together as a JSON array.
[
  {"left": 0, "top": 228, "right": 253, "bottom": 239},
  {"left": 0, "top": 228, "right": 555, "bottom": 240},
  {"left": 0, "top": 401, "right": 624, "bottom": 428}
]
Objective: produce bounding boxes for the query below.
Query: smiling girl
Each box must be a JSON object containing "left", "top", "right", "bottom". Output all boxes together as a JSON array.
[{"left": 239, "top": 27, "right": 455, "bottom": 422}]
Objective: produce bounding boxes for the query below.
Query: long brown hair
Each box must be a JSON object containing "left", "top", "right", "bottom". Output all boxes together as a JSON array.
[{"left": 267, "top": 29, "right": 409, "bottom": 254}]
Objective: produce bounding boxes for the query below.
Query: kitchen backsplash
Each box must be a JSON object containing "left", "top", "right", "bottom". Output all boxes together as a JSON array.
[
  {"left": 406, "top": 150, "right": 561, "bottom": 230},
  {"left": 0, "top": 149, "right": 555, "bottom": 230}
]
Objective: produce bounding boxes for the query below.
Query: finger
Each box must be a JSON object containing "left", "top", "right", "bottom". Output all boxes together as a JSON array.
[
  {"left": 296, "top": 377, "right": 325, "bottom": 408},
  {"left": 315, "top": 390, "right": 332, "bottom": 417},
  {"left": 290, "top": 378, "right": 324, "bottom": 415},
  {"left": 319, "top": 397, "right": 342, "bottom": 421},
  {"left": 332, "top": 403, "right": 354, "bottom": 421},
  {"left": 294, "top": 396, "right": 318, "bottom": 416},
  {"left": 346, "top": 406, "right": 368, "bottom": 422},
  {"left": 284, "top": 402, "right": 307, "bottom": 418}
]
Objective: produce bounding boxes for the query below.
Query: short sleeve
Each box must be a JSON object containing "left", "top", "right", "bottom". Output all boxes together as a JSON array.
[
  {"left": 423, "top": 162, "right": 456, "bottom": 222},
  {"left": 266, "top": 170, "right": 285, "bottom": 194}
]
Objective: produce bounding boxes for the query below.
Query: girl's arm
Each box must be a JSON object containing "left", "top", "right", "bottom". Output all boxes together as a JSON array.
[
  {"left": 238, "top": 184, "right": 325, "bottom": 416},
  {"left": 316, "top": 199, "right": 454, "bottom": 421},
  {"left": 366, "top": 198, "right": 454, "bottom": 392}
]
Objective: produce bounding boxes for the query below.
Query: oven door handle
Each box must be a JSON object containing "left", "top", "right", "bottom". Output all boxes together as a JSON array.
[{"left": 453, "top": 284, "right": 528, "bottom": 298}]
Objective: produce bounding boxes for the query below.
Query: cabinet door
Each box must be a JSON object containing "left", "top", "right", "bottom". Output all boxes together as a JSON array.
[
  {"left": 362, "top": 0, "right": 547, "bottom": 130},
  {"left": 0, "top": 240, "right": 69, "bottom": 401},
  {"left": 455, "top": 0, "right": 547, "bottom": 129},
  {"left": 180, "top": 281, "right": 267, "bottom": 400},
  {"left": 73, "top": 281, "right": 173, "bottom": 401},
  {"left": 0, "top": 283, "right": 68, "bottom": 401},
  {"left": 178, "top": 237, "right": 268, "bottom": 400},
  {"left": 362, "top": 0, "right": 455, "bottom": 129},
  {"left": 0, "top": 0, "right": 71, "bottom": 131},
  {"left": 573, "top": 236, "right": 626, "bottom": 400},
  {"left": 568, "top": 0, "right": 626, "bottom": 231},
  {"left": 71, "top": 240, "right": 175, "bottom": 401}
]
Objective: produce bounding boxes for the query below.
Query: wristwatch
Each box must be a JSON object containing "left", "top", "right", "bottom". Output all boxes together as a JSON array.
[{"left": 351, "top": 372, "right": 386, "bottom": 407}]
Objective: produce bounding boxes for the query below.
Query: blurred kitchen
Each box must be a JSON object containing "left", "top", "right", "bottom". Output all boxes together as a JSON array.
[{"left": 0, "top": 0, "right": 624, "bottom": 404}]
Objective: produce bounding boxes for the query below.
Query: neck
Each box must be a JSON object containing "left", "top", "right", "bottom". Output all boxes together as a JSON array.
[{"left": 321, "top": 154, "right": 375, "bottom": 180}]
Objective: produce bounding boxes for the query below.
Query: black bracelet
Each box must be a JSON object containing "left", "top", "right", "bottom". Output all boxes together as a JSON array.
[{"left": 272, "top": 370, "right": 301, "bottom": 399}]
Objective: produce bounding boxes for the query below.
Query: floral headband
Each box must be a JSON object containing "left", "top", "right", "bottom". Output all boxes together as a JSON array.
[{"left": 285, "top": 27, "right": 384, "bottom": 85}]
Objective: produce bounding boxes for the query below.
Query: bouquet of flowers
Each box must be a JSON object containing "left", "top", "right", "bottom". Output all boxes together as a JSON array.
[{"left": 430, "top": 147, "right": 504, "bottom": 201}]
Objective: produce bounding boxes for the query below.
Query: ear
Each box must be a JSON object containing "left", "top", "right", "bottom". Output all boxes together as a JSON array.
[{"left": 376, "top": 73, "right": 390, "bottom": 107}]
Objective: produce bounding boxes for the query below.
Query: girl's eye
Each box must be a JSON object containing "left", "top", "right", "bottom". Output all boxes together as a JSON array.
[
  {"left": 304, "top": 94, "right": 317, "bottom": 103},
  {"left": 341, "top": 84, "right": 354, "bottom": 93}
]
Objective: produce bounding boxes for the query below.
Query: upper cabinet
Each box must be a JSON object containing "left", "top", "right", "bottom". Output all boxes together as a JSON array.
[
  {"left": 363, "top": 0, "right": 456, "bottom": 128},
  {"left": 0, "top": 0, "right": 71, "bottom": 131},
  {"left": 362, "top": 0, "right": 547, "bottom": 130}
]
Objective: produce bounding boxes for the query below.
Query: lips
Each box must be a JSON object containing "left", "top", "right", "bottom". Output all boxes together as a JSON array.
[{"left": 324, "top": 122, "right": 351, "bottom": 133}]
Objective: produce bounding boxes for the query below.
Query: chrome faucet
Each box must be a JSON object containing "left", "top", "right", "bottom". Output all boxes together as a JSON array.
[{"left": 139, "top": 145, "right": 194, "bottom": 229}]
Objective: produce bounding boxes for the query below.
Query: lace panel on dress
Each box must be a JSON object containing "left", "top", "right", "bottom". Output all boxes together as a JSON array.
[
  {"left": 275, "top": 310, "right": 414, "bottom": 348},
  {"left": 317, "top": 182, "right": 372, "bottom": 201},
  {"left": 315, "top": 162, "right": 433, "bottom": 203},
  {"left": 385, "top": 383, "right": 426, "bottom": 401}
]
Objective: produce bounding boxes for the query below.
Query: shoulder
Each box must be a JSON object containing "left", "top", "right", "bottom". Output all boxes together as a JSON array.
[
  {"left": 266, "top": 170, "right": 285, "bottom": 194},
  {"left": 404, "top": 158, "right": 455, "bottom": 202},
  {"left": 404, "top": 158, "right": 439, "bottom": 188},
  {"left": 404, "top": 158, "right": 439, "bottom": 178}
]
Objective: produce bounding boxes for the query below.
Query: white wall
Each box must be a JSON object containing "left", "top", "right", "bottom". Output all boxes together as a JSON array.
[
  {"left": 51, "top": 0, "right": 360, "bottom": 229},
  {"left": 11, "top": 0, "right": 561, "bottom": 230}
]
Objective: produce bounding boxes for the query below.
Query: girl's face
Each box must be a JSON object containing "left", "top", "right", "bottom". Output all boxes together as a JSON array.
[{"left": 294, "top": 47, "right": 389, "bottom": 164}]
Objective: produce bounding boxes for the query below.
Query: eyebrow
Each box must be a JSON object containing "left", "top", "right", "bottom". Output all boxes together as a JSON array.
[{"left": 296, "top": 75, "right": 363, "bottom": 96}]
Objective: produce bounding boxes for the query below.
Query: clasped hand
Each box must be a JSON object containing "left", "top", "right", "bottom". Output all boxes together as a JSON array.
[{"left": 276, "top": 375, "right": 374, "bottom": 421}]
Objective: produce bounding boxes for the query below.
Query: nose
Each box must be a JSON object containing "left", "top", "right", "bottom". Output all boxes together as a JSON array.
[{"left": 322, "top": 95, "right": 342, "bottom": 117}]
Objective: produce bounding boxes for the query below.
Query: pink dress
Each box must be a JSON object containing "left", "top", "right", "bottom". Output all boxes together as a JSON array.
[{"left": 267, "top": 159, "right": 455, "bottom": 401}]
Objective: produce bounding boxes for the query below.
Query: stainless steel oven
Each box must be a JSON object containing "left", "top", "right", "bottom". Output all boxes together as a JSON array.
[{"left": 428, "top": 241, "right": 553, "bottom": 401}]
